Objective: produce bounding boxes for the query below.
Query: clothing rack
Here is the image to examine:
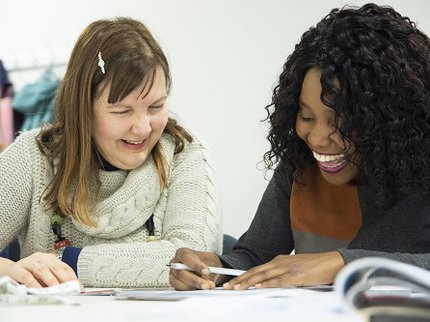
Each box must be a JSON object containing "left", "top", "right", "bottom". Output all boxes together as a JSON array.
[
  {"left": 2, "top": 47, "right": 70, "bottom": 73},
  {"left": 7, "top": 62, "right": 67, "bottom": 73}
]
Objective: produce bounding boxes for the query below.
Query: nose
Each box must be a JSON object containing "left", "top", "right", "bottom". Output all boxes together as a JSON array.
[
  {"left": 130, "top": 113, "right": 151, "bottom": 136},
  {"left": 306, "top": 121, "right": 333, "bottom": 148}
]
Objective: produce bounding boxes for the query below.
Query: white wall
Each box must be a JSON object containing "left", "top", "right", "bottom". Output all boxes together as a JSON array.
[{"left": 1, "top": 0, "right": 429, "bottom": 238}]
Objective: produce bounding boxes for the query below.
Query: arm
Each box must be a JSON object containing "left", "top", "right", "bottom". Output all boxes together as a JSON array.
[
  {"left": 0, "top": 132, "right": 33, "bottom": 250},
  {"left": 169, "top": 168, "right": 302, "bottom": 291},
  {"left": 338, "top": 250, "right": 430, "bottom": 268},
  {"left": 220, "top": 168, "right": 295, "bottom": 270},
  {"left": 77, "top": 138, "right": 222, "bottom": 287},
  {"left": 225, "top": 186, "right": 430, "bottom": 290},
  {"left": 339, "top": 189, "right": 430, "bottom": 269},
  {"left": 0, "top": 131, "right": 77, "bottom": 287}
]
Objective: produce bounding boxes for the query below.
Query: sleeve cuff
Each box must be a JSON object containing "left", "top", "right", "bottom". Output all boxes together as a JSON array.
[{"left": 61, "top": 246, "right": 82, "bottom": 276}]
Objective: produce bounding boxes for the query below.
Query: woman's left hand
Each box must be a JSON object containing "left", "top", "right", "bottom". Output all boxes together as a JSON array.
[{"left": 223, "top": 251, "right": 345, "bottom": 290}]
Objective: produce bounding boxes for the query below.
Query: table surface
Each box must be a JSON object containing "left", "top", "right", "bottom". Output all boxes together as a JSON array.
[{"left": 0, "top": 287, "right": 364, "bottom": 322}]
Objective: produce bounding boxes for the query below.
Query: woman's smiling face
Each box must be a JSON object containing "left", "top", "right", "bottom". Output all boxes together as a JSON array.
[
  {"left": 295, "top": 68, "right": 359, "bottom": 185},
  {"left": 92, "top": 68, "right": 169, "bottom": 170}
]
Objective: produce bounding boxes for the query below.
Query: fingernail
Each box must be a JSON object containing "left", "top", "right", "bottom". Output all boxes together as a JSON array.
[
  {"left": 234, "top": 283, "right": 241, "bottom": 290},
  {"left": 202, "top": 268, "right": 210, "bottom": 275},
  {"left": 201, "top": 283, "right": 209, "bottom": 290},
  {"left": 255, "top": 283, "right": 262, "bottom": 288}
]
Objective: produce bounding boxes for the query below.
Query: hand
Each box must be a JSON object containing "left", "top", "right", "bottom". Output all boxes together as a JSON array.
[
  {"left": 169, "top": 248, "right": 224, "bottom": 290},
  {"left": 223, "top": 251, "right": 345, "bottom": 290},
  {"left": 0, "top": 252, "right": 79, "bottom": 288}
]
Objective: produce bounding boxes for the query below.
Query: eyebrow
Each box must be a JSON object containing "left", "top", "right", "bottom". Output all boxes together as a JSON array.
[
  {"left": 110, "top": 96, "right": 168, "bottom": 108},
  {"left": 108, "top": 102, "right": 134, "bottom": 110},
  {"left": 298, "top": 100, "right": 310, "bottom": 108},
  {"left": 299, "top": 99, "right": 334, "bottom": 114},
  {"left": 150, "top": 96, "right": 168, "bottom": 105}
]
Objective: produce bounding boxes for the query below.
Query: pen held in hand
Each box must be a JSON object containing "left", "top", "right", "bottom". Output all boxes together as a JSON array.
[{"left": 167, "top": 263, "right": 245, "bottom": 276}]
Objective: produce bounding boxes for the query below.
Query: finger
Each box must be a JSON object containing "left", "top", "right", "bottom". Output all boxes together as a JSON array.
[
  {"left": 170, "top": 250, "right": 212, "bottom": 289},
  {"left": 211, "top": 273, "right": 221, "bottom": 285},
  {"left": 169, "top": 271, "right": 198, "bottom": 291},
  {"left": 35, "top": 253, "right": 78, "bottom": 284},
  {"left": 175, "top": 248, "right": 211, "bottom": 277},
  {"left": 239, "top": 268, "right": 286, "bottom": 290},
  {"left": 13, "top": 268, "right": 43, "bottom": 288},
  {"left": 170, "top": 267, "right": 215, "bottom": 290},
  {"left": 257, "top": 276, "right": 295, "bottom": 288},
  {"left": 223, "top": 263, "right": 271, "bottom": 288},
  {"left": 226, "top": 267, "right": 283, "bottom": 290},
  {"left": 171, "top": 267, "right": 216, "bottom": 289},
  {"left": 28, "top": 261, "right": 61, "bottom": 287},
  {"left": 228, "top": 262, "right": 273, "bottom": 284},
  {"left": 169, "top": 269, "right": 202, "bottom": 290},
  {"left": 50, "top": 262, "right": 78, "bottom": 284}
]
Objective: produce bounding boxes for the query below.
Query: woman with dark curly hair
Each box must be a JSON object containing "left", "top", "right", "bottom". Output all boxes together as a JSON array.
[{"left": 169, "top": 3, "right": 430, "bottom": 290}]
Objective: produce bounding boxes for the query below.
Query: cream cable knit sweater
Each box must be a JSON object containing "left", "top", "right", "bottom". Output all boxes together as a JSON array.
[{"left": 0, "top": 129, "right": 222, "bottom": 287}]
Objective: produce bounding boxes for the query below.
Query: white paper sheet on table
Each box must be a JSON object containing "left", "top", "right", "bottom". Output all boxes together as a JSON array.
[
  {"left": 121, "top": 287, "right": 362, "bottom": 322},
  {"left": 115, "top": 286, "right": 293, "bottom": 300},
  {"left": 114, "top": 285, "right": 333, "bottom": 299}
]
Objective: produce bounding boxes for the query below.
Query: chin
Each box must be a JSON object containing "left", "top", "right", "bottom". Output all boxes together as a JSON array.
[
  {"left": 124, "top": 159, "right": 147, "bottom": 170},
  {"left": 120, "top": 164, "right": 141, "bottom": 171}
]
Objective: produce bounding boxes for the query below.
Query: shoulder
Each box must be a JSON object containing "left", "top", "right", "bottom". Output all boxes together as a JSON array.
[
  {"left": 6, "top": 128, "right": 42, "bottom": 155},
  {"left": 272, "top": 164, "right": 294, "bottom": 193},
  {"left": 160, "top": 130, "right": 215, "bottom": 183},
  {"left": 182, "top": 130, "right": 210, "bottom": 154},
  {"left": 0, "top": 129, "right": 47, "bottom": 175},
  {"left": 160, "top": 130, "right": 211, "bottom": 162},
  {"left": 14, "top": 128, "right": 41, "bottom": 143}
]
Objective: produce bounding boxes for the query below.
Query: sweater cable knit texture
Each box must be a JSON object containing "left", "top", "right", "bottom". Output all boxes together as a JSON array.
[{"left": 0, "top": 129, "right": 222, "bottom": 287}]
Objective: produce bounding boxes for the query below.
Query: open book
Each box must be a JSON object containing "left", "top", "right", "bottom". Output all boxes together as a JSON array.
[{"left": 334, "top": 257, "right": 430, "bottom": 321}]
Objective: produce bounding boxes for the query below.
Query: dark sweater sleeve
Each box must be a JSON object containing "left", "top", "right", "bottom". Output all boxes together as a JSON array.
[
  {"left": 338, "top": 189, "right": 430, "bottom": 270},
  {"left": 220, "top": 169, "right": 294, "bottom": 270},
  {"left": 338, "top": 249, "right": 430, "bottom": 269},
  {"left": 61, "top": 246, "right": 82, "bottom": 275}
]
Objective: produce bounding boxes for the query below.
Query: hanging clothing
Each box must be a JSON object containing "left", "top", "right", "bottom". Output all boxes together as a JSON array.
[
  {"left": 0, "top": 60, "right": 14, "bottom": 146},
  {"left": 0, "top": 97, "right": 14, "bottom": 145},
  {"left": 12, "top": 68, "right": 59, "bottom": 131}
]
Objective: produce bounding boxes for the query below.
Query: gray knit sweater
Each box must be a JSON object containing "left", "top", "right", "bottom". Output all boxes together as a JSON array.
[{"left": 0, "top": 129, "right": 222, "bottom": 287}]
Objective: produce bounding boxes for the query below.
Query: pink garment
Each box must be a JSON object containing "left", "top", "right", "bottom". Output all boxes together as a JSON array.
[{"left": 0, "top": 97, "right": 14, "bottom": 145}]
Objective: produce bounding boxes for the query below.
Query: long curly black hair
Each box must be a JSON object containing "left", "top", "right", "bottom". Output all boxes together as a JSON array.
[{"left": 264, "top": 3, "right": 430, "bottom": 205}]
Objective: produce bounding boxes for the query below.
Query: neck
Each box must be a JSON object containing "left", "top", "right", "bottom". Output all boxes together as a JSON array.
[{"left": 94, "top": 149, "right": 120, "bottom": 172}]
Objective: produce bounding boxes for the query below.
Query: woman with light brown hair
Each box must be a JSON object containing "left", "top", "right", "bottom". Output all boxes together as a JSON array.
[{"left": 0, "top": 17, "right": 222, "bottom": 288}]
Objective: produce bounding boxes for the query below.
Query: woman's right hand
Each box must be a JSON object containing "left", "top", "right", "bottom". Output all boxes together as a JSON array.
[
  {"left": 0, "top": 252, "right": 79, "bottom": 288},
  {"left": 169, "top": 248, "right": 224, "bottom": 290}
]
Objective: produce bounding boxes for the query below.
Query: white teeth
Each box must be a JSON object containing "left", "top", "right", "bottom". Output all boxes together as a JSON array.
[
  {"left": 125, "top": 140, "right": 143, "bottom": 145},
  {"left": 312, "top": 151, "right": 345, "bottom": 162}
]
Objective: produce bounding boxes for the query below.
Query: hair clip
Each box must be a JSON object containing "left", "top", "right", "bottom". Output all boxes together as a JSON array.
[{"left": 98, "top": 51, "right": 105, "bottom": 74}]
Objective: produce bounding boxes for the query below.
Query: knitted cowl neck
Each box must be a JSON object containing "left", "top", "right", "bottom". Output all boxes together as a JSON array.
[{"left": 69, "top": 135, "right": 175, "bottom": 239}]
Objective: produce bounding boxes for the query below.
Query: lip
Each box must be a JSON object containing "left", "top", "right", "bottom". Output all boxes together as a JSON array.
[
  {"left": 313, "top": 150, "right": 343, "bottom": 156},
  {"left": 317, "top": 158, "right": 349, "bottom": 173},
  {"left": 120, "top": 138, "right": 147, "bottom": 150}
]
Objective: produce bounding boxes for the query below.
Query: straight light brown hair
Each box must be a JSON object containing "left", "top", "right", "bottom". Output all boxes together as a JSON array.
[{"left": 37, "top": 17, "right": 192, "bottom": 226}]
